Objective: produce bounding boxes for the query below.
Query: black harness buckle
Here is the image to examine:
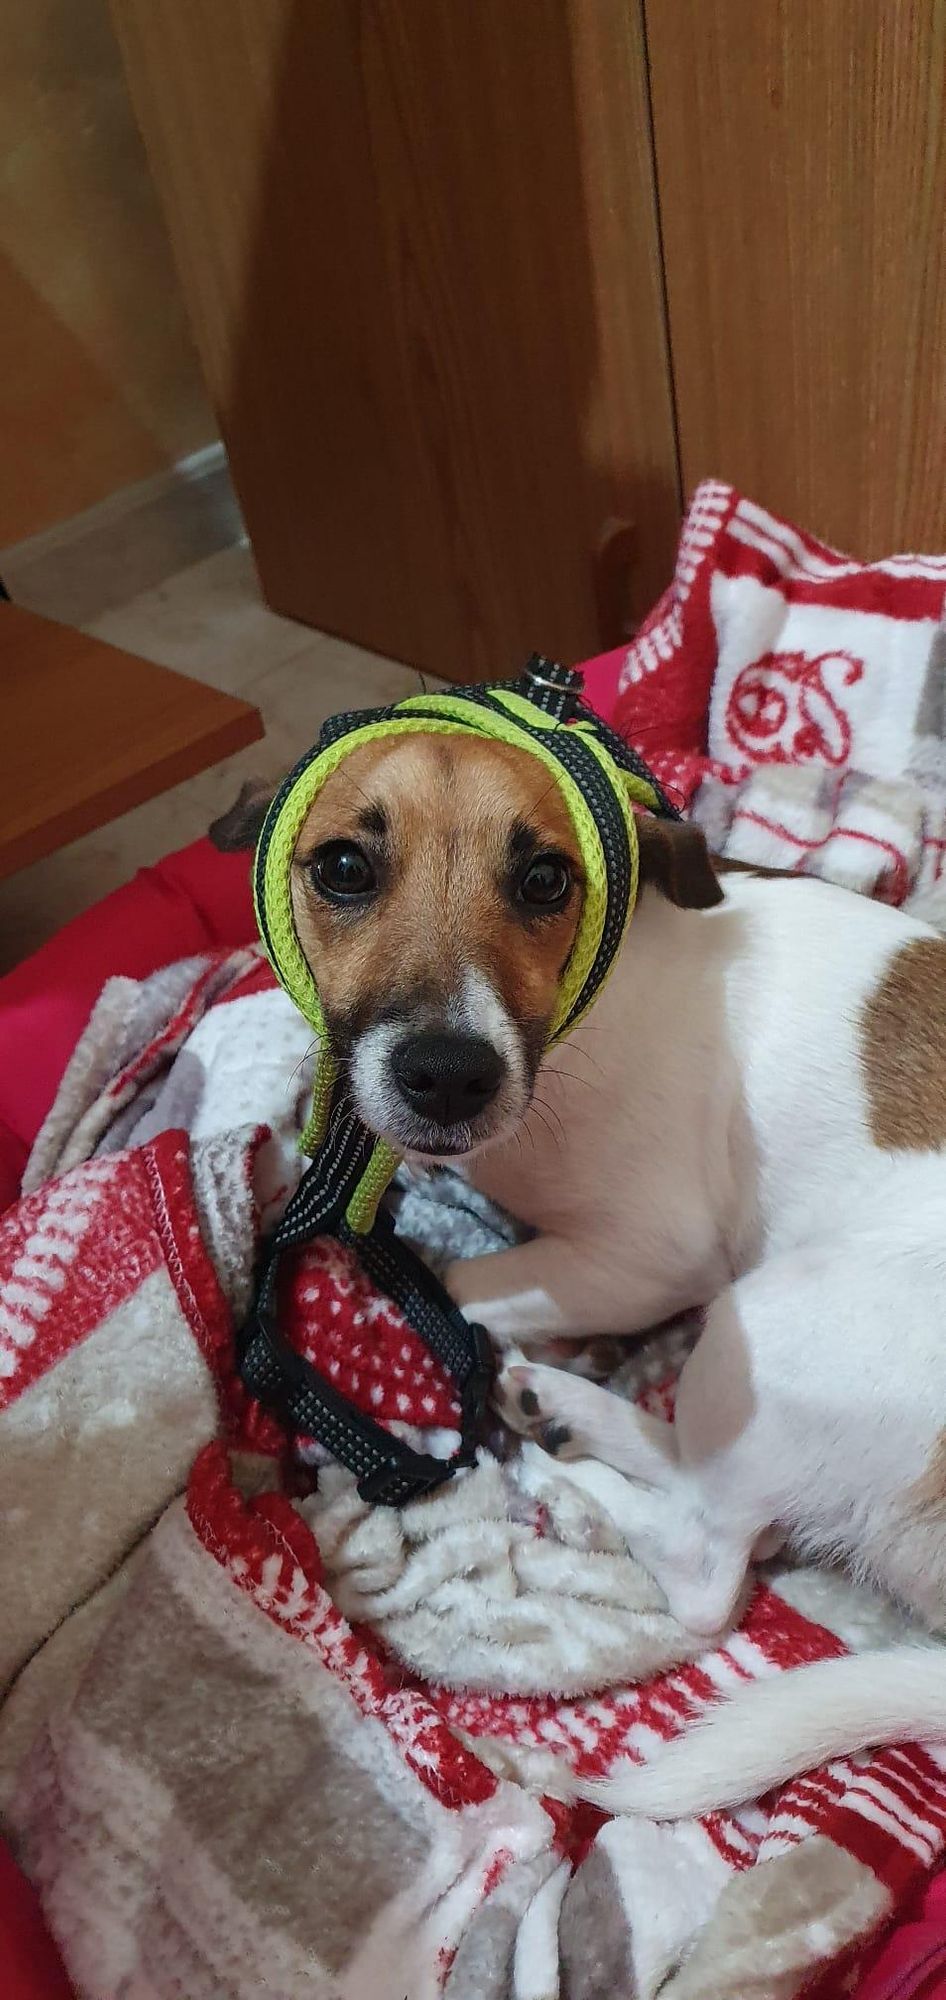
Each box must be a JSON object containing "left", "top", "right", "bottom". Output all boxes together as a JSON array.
[
  {"left": 456, "top": 1322, "right": 494, "bottom": 1465},
  {"left": 522, "top": 654, "right": 585, "bottom": 721}
]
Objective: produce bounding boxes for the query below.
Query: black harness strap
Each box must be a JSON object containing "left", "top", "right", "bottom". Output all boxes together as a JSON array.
[
  {"left": 241, "top": 655, "right": 677, "bottom": 1506},
  {"left": 239, "top": 1155, "right": 493, "bottom": 1507}
]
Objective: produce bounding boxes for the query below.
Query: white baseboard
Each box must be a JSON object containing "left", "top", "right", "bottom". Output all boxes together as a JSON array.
[{"left": 1, "top": 441, "right": 245, "bottom": 629}]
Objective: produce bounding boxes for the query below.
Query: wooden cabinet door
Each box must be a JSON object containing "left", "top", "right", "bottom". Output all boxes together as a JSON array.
[
  {"left": 112, "top": 0, "right": 681, "bottom": 679},
  {"left": 646, "top": 0, "right": 946, "bottom": 557}
]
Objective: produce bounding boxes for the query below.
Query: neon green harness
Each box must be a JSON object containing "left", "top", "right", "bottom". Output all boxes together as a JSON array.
[
  {"left": 241, "top": 659, "right": 679, "bottom": 1505},
  {"left": 254, "top": 662, "right": 672, "bottom": 1229}
]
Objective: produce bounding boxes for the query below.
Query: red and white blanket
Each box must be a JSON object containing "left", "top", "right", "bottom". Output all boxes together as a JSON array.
[
  {"left": 615, "top": 479, "right": 946, "bottom": 916},
  {"left": 0, "top": 951, "right": 942, "bottom": 1998},
  {"left": 4, "top": 488, "right": 946, "bottom": 1997}
]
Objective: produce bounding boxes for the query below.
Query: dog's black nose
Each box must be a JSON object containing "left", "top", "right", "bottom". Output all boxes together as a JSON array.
[{"left": 391, "top": 1032, "right": 505, "bottom": 1126}]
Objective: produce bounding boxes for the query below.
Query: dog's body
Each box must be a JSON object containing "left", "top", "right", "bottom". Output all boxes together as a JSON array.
[
  {"left": 457, "top": 871, "right": 946, "bottom": 1636},
  {"left": 215, "top": 732, "right": 946, "bottom": 1812},
  {"left": 453, "top": 870, "right": 946, "bottom": 1811}
]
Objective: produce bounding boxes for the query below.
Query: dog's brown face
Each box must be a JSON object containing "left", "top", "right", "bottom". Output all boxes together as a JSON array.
[
  {"left": 211, "top": 732, "right": 723, "bottom": 1160},
  {"left": 287, "top": 733, "right": 584, "bottom": 1157}
]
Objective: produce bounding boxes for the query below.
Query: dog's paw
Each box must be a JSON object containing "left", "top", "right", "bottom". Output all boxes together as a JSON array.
[{"left": 494, "top": 1362, "right": 581, "bottom": 1459}]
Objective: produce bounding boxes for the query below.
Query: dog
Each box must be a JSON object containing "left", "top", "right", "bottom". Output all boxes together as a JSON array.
[{"left": 214, "top": 730, "right": 946, "bottom": 1816}]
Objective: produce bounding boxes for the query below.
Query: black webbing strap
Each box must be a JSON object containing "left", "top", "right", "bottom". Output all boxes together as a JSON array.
[
  {"left": 239, "top": 1148, "right": 494, "bottom": 1506},
  {"left": 456, "top": 655, "right": 683, "bottom": 819},
  {"left": 255, "top": 656, "right": 680, "bottom": 962},
  {"left": 243, "top": 654, "right": 675, "bottom": 1505}
]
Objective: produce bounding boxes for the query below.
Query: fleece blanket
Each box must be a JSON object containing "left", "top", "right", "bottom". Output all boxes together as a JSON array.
[
  {"left": 2, "top": 937, "right": 945, "bottom": 2000},
  {"left": 5, "top": 488, "right": 946, "bottom": 1997}
]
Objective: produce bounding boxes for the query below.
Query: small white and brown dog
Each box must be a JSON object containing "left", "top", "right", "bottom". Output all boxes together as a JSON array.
[{"left": 217, "top": 728, "right": 946, "bottom": 1816}]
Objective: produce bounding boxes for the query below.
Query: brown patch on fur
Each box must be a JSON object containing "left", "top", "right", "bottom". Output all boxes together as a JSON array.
[
  {"left": 904, "top": 1431, "right": 946, "bottom": 1515},
  {"left": 290, "top": 733, "right": 583, "bottom": 1041},
  {"left": 860, "top": 937, "right": 946, "bottom": 1150},
  {"left": 636, "top": 816, "right": 724, "bottom": 910}
]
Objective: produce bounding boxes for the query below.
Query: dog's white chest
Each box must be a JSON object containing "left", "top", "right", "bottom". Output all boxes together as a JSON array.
[{"left": 470, "top": 875, "right": 945, "bottom": 1299}]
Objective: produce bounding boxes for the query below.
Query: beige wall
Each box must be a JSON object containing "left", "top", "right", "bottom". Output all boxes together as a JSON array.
[{"left": 0, "top": 0, "right": 214, "bottom": 546}]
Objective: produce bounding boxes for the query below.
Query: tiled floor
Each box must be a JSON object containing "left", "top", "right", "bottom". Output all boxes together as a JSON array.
[{"left": 0, "top": 523, "right": 420, "bottom": 972}]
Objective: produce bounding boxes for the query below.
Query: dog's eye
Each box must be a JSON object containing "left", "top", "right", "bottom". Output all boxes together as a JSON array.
[
  {"left": 518, "top": 854, "right": 571, "bottom": 909},
  {"left": 311, "top": 841, "right": 376, "bottom": 901}
]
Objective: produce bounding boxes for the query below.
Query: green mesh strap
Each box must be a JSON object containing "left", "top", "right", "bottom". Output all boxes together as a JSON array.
[
  {"left": 253, "top": 664, "right": 670, "bottom": 1231},
  {"left": 242, "top": 659, "right": 681, "bottom": 1501}
]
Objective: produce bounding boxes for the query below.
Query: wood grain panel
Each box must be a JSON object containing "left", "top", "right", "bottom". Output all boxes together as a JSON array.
[
  {"left": 112, "top": 0, "right": 680, "bottom": 678},
  {"left": 0, "top": 0, "right": 213, "bottom": 544},
  {"left": 0, "top": 605, "right": 262, "bottom": 877},
  {"left": 646, "top": 0, "right": 946, "bottom": 557}
]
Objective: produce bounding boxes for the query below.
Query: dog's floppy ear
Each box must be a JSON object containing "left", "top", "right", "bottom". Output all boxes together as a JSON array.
[
  {"left": 636, "top": 815, "right": 724, "bottom": 909},
  {"left": 208, "top": 778, "right": 278, "bottom": 852}
]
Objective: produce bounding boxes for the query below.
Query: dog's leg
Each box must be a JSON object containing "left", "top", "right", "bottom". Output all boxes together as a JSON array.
[
  {"left": 501, "top": 1255, "right": 820, "bottom": 1635},
  {"left": 446, "top": 1236, "right": 683, "bottom": 1346},
  {"left": 558, "top": 1458, "right": 751, "bottom": 1636},
  {"left": 497, "top": 1360, "right": 679, "bottom": 1484},
  {"left": 505, "top": 1248, "right": 916, "bottom": 1636},
  {"left": 497, "top": 1358, "right": 749, "bottom": 1633}
]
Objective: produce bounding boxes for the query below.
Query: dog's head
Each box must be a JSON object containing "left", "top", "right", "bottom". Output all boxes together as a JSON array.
[{"left": 213, "top": 734, "right": 720, "bottom": 1159}]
